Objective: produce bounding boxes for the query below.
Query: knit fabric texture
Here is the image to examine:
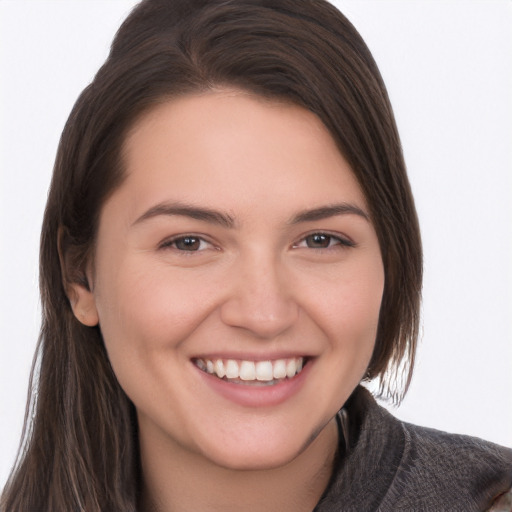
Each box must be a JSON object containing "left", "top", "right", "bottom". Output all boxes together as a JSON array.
[{"left": 314, "top": 386, "right": 512, "bottom": 512}]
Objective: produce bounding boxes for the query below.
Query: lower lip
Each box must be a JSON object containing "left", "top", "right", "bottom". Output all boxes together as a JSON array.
[{"left": 194, "top": 361, "right": 312, "bottom": 408}]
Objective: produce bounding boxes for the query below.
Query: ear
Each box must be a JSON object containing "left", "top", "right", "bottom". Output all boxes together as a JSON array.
[
  {"left": 67, "top": 281, "right": 99, "bottom": 327},
  {"left": 57, "top": 226, "right": 99, "bottom": 327}
]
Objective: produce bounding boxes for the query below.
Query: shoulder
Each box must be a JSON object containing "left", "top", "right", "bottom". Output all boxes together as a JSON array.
[
  {"left": 380, "top": 416, "right": 512, "bottom": 511},
  {"left": 316, "top": 387, "right": 512, "bottom": 512},
  {"left": 402, "top": 419, "right": 512, "bottom": 474},
  {"left": 340, "top": 386, "right": 511, "bottom": 510}
]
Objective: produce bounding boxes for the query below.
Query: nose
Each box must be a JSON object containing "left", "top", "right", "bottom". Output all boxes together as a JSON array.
[{"left": 219, "top": 254, "right": 299, "bottom": 339}]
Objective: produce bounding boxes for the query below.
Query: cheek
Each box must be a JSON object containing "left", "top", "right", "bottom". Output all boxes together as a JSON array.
[
  {"left": 343, "top": 274, "right": 383, "bottom": 337},
  {"left": 309, "top": 269, "right": 383, "bottom": 408},
  {"left": 92, "top": 262, "right": 221, "bottom": 420},
  {"left": 93, "top": 260, "right": 218, "bottom": 363},
  {"left": 310, "top": 261, "right": 384, "bottom": 345}
]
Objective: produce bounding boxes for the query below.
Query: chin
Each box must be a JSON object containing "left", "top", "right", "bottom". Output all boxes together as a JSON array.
[
  {"left": 198, "top": 419, "right": 332, "bottom": 472},
  {"left": 207, "top": 445, "right": 304, "bottom": 472}
]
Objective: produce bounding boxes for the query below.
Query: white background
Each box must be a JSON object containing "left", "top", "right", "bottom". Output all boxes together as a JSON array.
[{"left": 1, "top": 0, "right": 511, "bottom": 489}]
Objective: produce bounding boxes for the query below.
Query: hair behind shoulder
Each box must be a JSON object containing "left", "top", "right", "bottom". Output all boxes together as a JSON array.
[{"left": 1, "top": 1, "right": 421, "bottom": 510}]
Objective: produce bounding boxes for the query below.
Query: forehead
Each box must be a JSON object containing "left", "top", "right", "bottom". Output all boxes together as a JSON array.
[{"left": 115, "top": 90, "right": 367, "bottom": 222}]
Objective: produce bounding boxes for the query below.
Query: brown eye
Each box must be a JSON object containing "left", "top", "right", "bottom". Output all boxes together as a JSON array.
[
  {"left": 304, "top": 233, "right": 337, "bottom": 248},
  {"left": 159, "top": 235, "right": 217, "bottom": 255},
  {"left": 293, "top": 232, "right": 355, "bottom": 250},
  {"left": 173, "top": 236, "right": 202, "bottom": 251}
]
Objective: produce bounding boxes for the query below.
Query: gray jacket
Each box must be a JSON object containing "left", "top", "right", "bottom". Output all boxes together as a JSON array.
[{"left": 314, "top": 387, "right": 512, "bottom": 511}]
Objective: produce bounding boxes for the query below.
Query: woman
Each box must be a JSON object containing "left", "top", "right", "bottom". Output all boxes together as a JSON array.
[{"left": 1, "top": 0, "right": 511, "bottom": 510}]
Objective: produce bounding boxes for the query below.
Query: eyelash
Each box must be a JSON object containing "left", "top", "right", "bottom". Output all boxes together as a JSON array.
[
  {"left": 292, "top": 232, "right": 356, "bottom": 250},
  {"left": 159, "top": 232, "right": 355, "bottom": 253},
  {"left": 159, "top": 235, "right": 215, "bottom": 252}
]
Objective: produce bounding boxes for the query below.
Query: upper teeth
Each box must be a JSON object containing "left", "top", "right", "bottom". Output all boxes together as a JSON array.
[{"left": 195, "top": 357, "right": 304, "bottom": 381}]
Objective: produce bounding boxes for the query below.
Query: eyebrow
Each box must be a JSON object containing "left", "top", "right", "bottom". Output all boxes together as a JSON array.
[
  {"left": 290, "top": 203, "right": 369, "bottom": 224},
  {"left": 132, "top": 201, "right": 369, "bottom": 229},
  {"left": 132, "top": 201, "right": 235, "bottom": 228}
]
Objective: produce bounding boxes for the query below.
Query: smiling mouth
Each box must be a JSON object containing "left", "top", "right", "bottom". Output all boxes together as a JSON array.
[{"left": 193, "top": 357, "right": 306, "bottom": 386}]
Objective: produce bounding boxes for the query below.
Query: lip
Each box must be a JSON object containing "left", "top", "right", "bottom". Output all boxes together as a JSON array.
[{"left": 193, "top": 357, "right": 313, "bottom": 408}]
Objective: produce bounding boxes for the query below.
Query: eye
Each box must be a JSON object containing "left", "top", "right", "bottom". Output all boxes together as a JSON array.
[
  {"left": 160, "top": 235, "right": 212, "bottom": 252},
  {"left": 293, "top": 232, "right": 355, "bottom": 250}
]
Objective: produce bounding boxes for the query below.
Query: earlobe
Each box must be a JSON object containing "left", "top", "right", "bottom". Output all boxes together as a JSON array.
[{"left": 67, "top": 282, "right": 99, "bottom": 327}]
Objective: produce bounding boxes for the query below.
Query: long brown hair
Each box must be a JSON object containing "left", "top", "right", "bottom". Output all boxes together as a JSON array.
[{"left": 1, "top": 1, "right": 422, "bottom": 510}]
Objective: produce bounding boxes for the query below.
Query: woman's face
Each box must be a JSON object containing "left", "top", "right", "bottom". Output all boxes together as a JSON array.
[{"left": 74, "top": 90, "right": 384, "bottom": 470}]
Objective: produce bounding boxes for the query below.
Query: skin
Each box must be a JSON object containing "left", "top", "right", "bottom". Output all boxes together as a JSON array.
[{"left": 70, "top": 90, "right": 384, "bottom": 511}]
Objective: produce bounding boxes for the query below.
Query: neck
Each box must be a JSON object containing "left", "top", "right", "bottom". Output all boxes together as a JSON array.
[{"left": 139, "top": 417, "right": 339, "bottom": 512}]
